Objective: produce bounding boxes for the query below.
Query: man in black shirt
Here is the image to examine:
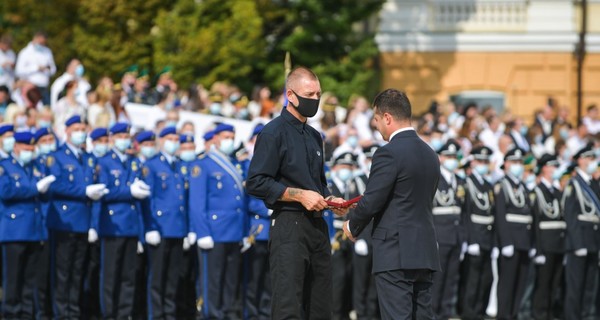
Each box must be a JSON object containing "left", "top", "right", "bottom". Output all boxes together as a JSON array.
[{"left": 247, "top": 66, "right": 347, "bottom": 319}]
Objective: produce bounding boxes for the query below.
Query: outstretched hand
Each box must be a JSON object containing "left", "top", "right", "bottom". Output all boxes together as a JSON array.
[{"left": 343, "top": 220, "right": 356, "bottom": 242}]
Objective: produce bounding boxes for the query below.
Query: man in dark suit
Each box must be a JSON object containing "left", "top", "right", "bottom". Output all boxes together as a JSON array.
[{"left": 343, "top": 88, "right": 441, "bottom": 320}]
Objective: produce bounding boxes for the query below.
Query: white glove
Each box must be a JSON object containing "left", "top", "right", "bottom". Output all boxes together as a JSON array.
[
  {"left": 534, "top": 255, "right": 546, "bottom": 265},
  {"left": 268, "top": 209, "right": 273, "bottom": 216},
  {"left": 197, "top": 236, "right": 214, "bottom": 250},
  {"left": 145, "top": 231, "right": 161, "bottom": 246},
  {"left": 491, "top": 247, "right": 500, "bottom": 259},
  {"left": 130, "top": 179, "right": 151, "bottom": 199},
  {"left": 501, "top": 245, "right": 515, "bottom": 258},
  {"left": 575, "top": 248, "right": 588, "bottom": 257},
  {"left": 467, "top": 243, "right": 481, "bottom": 256},
  {"left": 187, "top": 232, "right": 197, "bottom": 245},
  {"left": 354, "top": 239, "right": 369, "bottom": 256},
  {"left": 86, "top": 184, "right": 109, "bottom": 201},
  {"left": 529, "top": 248, "right": 537, "bottom": 258},
  {"left": 36, "top": 175, "right": 56, "bottom": 194},
  {"left": 88, "top": 229, "right": 98, "bottom": 243},
  {"left": 137, "top": 241, "right": 144, "bottom": 254},
  {"left": 460, "top": 242, "right": 468, "bottom": 261},
  {"left": 183, "top": 237, "right": 191, "bottom": 251},
  {"left": 241, "top": 237, "right": 252, "bottom": 253}
]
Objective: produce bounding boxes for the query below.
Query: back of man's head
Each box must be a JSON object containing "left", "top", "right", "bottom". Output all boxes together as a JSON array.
[
  {"left": 286, "top": 67, "right": 319, "bottom": 90},
  {"left": 373, "top": 89, "right": 412, "bottom": 122}
]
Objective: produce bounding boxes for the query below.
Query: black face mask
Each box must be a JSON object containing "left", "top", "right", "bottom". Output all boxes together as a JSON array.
[{"left": 291, "top": 90, "right": 320, "bottom": 118}]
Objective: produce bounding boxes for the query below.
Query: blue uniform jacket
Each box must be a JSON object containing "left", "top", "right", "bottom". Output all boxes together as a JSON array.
[
  {"left": 247, "top": 195, "right": 270, "bottom": 242},
  {"left": 141, "top": 153, "right": 188, "bottom": 239},
  {"left": 46, "top": 144, "right": 97, "bottom": 233},
  {"left": 95, "top": 150, "right": 143, "bottom": 237},
  {"left": 189, "top": 151, "right": 247, "bottom": 243},
  {"left": 35, "top": 155, "right": 52, "bottom": 240},
  {"left": 0, "top": 156, "right": 44, "bottom": 242}
]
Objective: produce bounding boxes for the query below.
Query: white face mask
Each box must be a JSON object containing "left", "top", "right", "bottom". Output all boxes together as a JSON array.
[{"left": 219, "top": 138, "right": 235, "bottom": 155}]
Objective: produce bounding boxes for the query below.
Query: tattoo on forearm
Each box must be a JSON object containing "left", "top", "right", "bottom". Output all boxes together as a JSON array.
[{"left": 287, "top": 188, "right": 301, "bottom": 197}]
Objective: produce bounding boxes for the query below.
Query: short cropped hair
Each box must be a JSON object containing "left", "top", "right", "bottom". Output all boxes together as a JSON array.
[{"left": 373, "top": 89, "right": 412, "bottom": 122}]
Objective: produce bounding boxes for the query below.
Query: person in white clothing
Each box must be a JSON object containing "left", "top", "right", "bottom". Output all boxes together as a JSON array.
[
  {"left": 50, "top": 58, "right": 91, "bottom": 109},
  {"left": 15, "top": 31, "right": 56, "bottom": 105},
  {"left": 0, "top": 35, "right": 16, "bottom": 90},
  {"left": 53, "top": 80, "right": 86, "bottom": 140}
]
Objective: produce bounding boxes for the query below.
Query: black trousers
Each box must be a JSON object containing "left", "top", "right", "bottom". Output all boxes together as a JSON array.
[
  {"left": 375, "top": 268, "right": 434, "bottom": 320},
  {"left": 331, "top": 239, "right": 353, "bottom": 320},
  {"left": 245, "top": 241, "right": 271, "bottom": 320},
  {"left": 2, "top": 242, "right": 39, "bottom": 320},
  {"left": 460, "top": 249, "right": 492, "bottom": 320},
  {"left": 202, "top": 242, "right": 241, "bottom": 319},
  {"left": 133, "top": 248, "right": 147, "bottom": 320},
  {"left": 533, "top": 253, "right": 563, "bottom": 320},
  {"left": 35, "top": 241, "right": 52, "bottom": 320},
  {"left": 352, "top": 244, "right": 378, "bottom": 320},
  {"left": 147, "top": 238, "right": 183, "bottom": 320},
  {"left": 82, "top": 242, "right": 101, "bottom": 319},
  {"left": 269, "top": 211, "right": 332, "bottom": 319},
  {"left": 177, "top": 244, "right": 198, "bottom": 319},
  {"left": 100, "top": 237, "right": 137, "bottom": 319},
  {"left": 50, "top": 230, "right": 88, "bottom": 319},
  {"left": 565, "top": 252, "right": 598, "bottom": 320},
  {"left": 497, "top": 250, "right": 530, "bottom": 320},
  {"left": 431, "top": 244, "right": 460, "bottom": 320}
]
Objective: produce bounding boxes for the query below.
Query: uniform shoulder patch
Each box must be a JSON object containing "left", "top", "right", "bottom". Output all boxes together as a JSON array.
[
  {"left": 191, "top": 165, "right": 201, "bottom": 177},
  {"left": 46, "top": 156, "right": 55, "bottom": 167}
]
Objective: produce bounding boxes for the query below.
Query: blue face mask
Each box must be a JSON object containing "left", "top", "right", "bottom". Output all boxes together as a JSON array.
[
  {"left": 141, "top": 146, "right": 156, "bottom": 159},
  {"left": 520, "top": 126, "right": 528, "bottom": 137},
  {"left": 18, "top": 150, "right": 34, "bottom": 164},
  {"left": 94, "top": 143, "right": 108, "bottom": 157},
  {"left": 114, "top": 138, "right": 131, "bottom": 152},
  {"left": 456, "top": 170, "right": 466, "bottom": 179},
  {"left": 210, "top": 103, "right": 222, "bottom": 115},
  {"left": 219, "top": 138, "right": 235, "bottom": 155},
  {"left": 474, "top": 164, "right": 489, "bottom": 176},
  {"left": 525, "top": 174, "right": 536, "bottom": 185},
  {"left": 165, "top": 121, "right": 178, "bottom": 128},
  {"left": 3, "top": 136, "right": 15, "bottom": 153},
  {"left": 179, "top": 150, "right": 196, "bottom": 162},
  {"left": 337, "top": 168, "right": 353, "bottom": 182},
  {"left": 37, "top": 120, "right": 51, "bottom": 128},
  {"left": 75, "top": 65, "right": 85, "bottom": 77},
  {"left": 586, "top": 161, "right": 598, "bottom": 175},
  {"left": 70, "top": 131, "right": 87, "bottom": 146},
  {"left": 443, "top": 158, "right": 459, "bottom": 172},
  {"left": 509, "top": 164, "right": 524, "bottom": 179},
  {"left": 346, "top": 136, "right": 358, "bottom": 148},
  {"left": 551, "top": 168, "right": 562, "bottom": 181},
  {"left": 38, "top": 143, "right": 56, "bottom": 155},
  {"left": 430, "top": 138, "right": 443, "bottom": 151},
  {"left": 560, "top": 128, "right": 569, "bottom": 140},
  {"left": 163, "top": 140, "right": 180, "bottom": 155}
]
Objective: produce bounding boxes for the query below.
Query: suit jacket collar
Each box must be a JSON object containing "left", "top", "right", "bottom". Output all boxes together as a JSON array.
[{"left": 389, "top": 127, "right": 416, "bottom": 141}]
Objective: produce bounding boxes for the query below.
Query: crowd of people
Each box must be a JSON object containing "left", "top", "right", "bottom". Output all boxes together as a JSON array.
[{"left": 2, "top": 30, "right": 600, "bottom": 320}]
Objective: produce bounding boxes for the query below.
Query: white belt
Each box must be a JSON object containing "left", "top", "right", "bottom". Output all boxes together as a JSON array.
[
  {"left": 578, "top": 214, "right": 600, "bottom": 223},
  {"left": 506, "top": 213, "right": 533, "bottom": 224},
  {"left": 433, "top": 206, "right": 461, "bottom": 215},
  {"left": 333, "top": 220, "right": 344, "bottom": 229},
  {"left": 539, "top": 221, "right": 567, "bottom": 230},
  {"left": 471, "top": 214, "right": 494, "bottom": 225}
]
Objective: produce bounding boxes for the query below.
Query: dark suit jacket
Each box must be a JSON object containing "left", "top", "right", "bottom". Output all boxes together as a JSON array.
[{"left": 349, "top": 129, "right": 441, "bottom": 273}]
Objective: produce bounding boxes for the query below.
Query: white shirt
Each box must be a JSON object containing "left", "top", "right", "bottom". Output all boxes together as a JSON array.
[
  {"left": 352, "top": 111, "right": 374, "bottom": 141},
  {"left": 0, "top": 48, "right": 16, "bottom": 90},
  {"left": 389, "top": 127, "right": 415, "bottom": 141},
  {"left": 583, "top": 116, "right": 600, "bottom": 135},
  {"left": 478, "top": 128, "right": 501, "bottom": 152},
  {"left": 15, "top": 42, "right": 56, "bottom": 87},
  {"left": 510, "top": 130, "right": 530, "bottom": 152},
  {"left": 576, "top": 168, "right": 591, "bottom": 185},
  {"left": 50, "top": 73, "right": 91, "bottom": 108},
  {"left": 440, "top": 166, "right": 455, "bottom": 188}
]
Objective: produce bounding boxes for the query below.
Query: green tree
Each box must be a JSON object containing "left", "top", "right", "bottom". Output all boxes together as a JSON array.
[
  {"left": 152, "top": 0, "right": 265, "bottom": 91},
  {"left": 258, "top": 0, "right": 384, "bottom": 104},
  {"left": 72, "top": 0, "right": 175, "bottom": 82}
]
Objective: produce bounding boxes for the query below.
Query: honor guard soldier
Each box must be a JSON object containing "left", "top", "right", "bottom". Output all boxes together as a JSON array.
[
  {"left": 137, "top": 130, "right": 158, "bottom": 163},
  {"left": 189, "top": 123, "right": 247, "bottom": 319},
  {"left": 176, "top": 133, "right": 199, "bottom": 318},
  {"left": 461, "top": 146, "right": 495, "bottom": 320},
  {"left": 0, "top": 123, "right": 14, "bottom": 159},
  {"left": 46, "top": 115, "right": 109, "bottom": 319},
  {"left": 0, "top": 131, "right": 55, "bottom": 320},
  {"left": 531, "top": 154, "right": 565, "bottom": 320},
  {"left": 329, "top": 152, "right": 364, "bottom": 320},
  {"left": 95, "top": 122, "right": 150, "bottom": 319},
  {"left": 563, "top": 144, "right": 600, "bottom": 320},
  {"left": 432, "top": 140, "right": 465, "bottom": 320},
  {"left": 141, "top": 126, "right": 189, "bottom": 319},
  {"left": 494, "top": 148, "right": 535, "bottom": 320},
  {"left": 32, "top": 127, "right": 57, "bottom": 319}
]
